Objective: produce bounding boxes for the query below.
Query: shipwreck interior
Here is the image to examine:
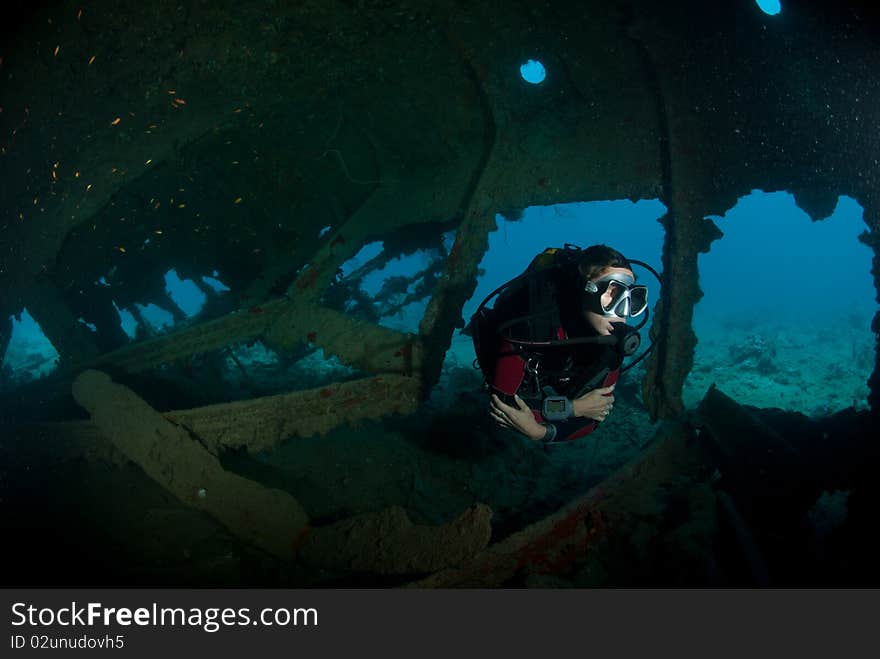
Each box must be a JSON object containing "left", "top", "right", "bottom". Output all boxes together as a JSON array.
[{"left": 1, "top": 0, "right": 880, "bottom": 586}]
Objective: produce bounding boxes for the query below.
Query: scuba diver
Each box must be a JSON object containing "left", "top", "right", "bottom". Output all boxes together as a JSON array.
[{"left": 469, "top": 244, "right": 658, "bottom": 444}]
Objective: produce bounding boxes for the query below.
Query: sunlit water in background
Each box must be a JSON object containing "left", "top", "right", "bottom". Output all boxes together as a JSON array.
[{"left": 3, "top": 191, "right": 874, "bottom": 419}]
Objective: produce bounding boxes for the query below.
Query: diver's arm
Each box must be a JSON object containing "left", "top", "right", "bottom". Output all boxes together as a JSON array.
[
  {"left": 490, "top": 394, "right": 547, "bottom": 440},
  {"left": 573, "top": 385, "right": 615, "bottom": 421}
]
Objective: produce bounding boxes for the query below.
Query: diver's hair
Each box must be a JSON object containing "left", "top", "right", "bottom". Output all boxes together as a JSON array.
[{"left": 577, "top": 244, "right": 633, "bottom": 280}]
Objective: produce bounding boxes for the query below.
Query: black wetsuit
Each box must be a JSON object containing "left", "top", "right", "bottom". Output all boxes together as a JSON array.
[{"left": 489, "top": 264, "right": 622, "bottom": 443}]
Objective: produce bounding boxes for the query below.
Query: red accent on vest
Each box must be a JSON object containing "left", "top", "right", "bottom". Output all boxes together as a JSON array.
[
  {"left": 492, "top": 340, "right": 525, "bottom": 396},
  {"left": 565, "top": 421, "right": 597, "bottom": 440},
  {"left": 491, "top": 327, "right": 621, "bottom": 443}
]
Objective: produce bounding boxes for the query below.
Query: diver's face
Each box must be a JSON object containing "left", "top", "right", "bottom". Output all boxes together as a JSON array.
[{"left": 584, "top": 266, "right": 635, "bottom": 335}]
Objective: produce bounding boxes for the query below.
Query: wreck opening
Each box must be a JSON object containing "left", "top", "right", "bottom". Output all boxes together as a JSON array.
[
  {"left": 685, "top": 191, "right": 875, "bottom": 416},
  {"left": 519, "top": 59, "right": 547, "bottom": 84},
  {"left": 463, "top": 200, "right": 666, "bottom": 321},
  {"left": 113, "top": 302, "right": 138, "bottom": 340},
  {"left": 437, "top": 199, "right": 666, "bottom": 411},
  {"left": 221, "top": 342, "right": 363, "bottom": 396},
  {"left": 359, "top": 248, "right": 442, "bottom": 332},
  {"left": 164, "top": 269, "right": 207, "bottom": 318},
  {"left": 324, "top": 226, "right": 456, "bottom": 334},
  {"left": 0, "top": 310, "right": 60, "bottom": 389},
  {"left": 134, "top": 303, "right": 176, "bottom": 333},
  {"left": 755, "top": 0, "right": 782, "bottom": 16}
]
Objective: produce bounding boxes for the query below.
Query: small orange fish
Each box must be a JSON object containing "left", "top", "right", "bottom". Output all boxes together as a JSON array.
[
  {"left": 173, "top": 98, "right": 186, "bottom": 106},
  {"left": 111, "top": 117, "right": 121, "bottom": 126}
]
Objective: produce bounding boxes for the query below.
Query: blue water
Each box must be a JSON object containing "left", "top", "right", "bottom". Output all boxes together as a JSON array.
[
  {"left": 520, "top": 59, "right": 547, "bottom": 84},
  {"left": 463, "top": 199, "right": 666, "bottom": 324},
  {"left": 2, "top": 190, "right": 875, "bottom": 416},
  {"left": 689, "top": 191, "right": 874, "bottom": 413},
  {"left": 696, "top": 192, "right": 872, "bottom": 330}
]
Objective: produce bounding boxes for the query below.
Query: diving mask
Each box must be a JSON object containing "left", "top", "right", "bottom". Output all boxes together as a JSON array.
[{"left": 584, "top": 273, "right": 648, "bottom": 318}]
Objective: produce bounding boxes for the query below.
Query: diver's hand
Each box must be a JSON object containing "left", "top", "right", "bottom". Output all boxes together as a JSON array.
[
  {"left": 573, "top": 385, "right": 616, "bottom": 422},
  {"left": 490, "top": 394, "right": 545, "bottom": 440}
]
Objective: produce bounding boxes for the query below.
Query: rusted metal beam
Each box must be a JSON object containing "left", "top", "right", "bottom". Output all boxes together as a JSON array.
[
  {"left": 165, "top": 373, "right": 421, "bottom": 453},
  {"left": 26, "top": 373, "right": 421, "bottom": 455},
  {"left": 91, "top": 299, "right": 285, "bottom": 373},
  {"left": 417, "top": 207, "right": 495, "bottom": 390},
  {"left": 84, "top": 297, "right": 419, "bottom": 377},
  {"left": 265, "top": 304, "right": 422, "bottom": 376},
  {"left": 72, "top": 370, "right": 310, "bottom": 560},
  {"left": 859, "top": 203, "right": 880, "bottom": 415}
]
